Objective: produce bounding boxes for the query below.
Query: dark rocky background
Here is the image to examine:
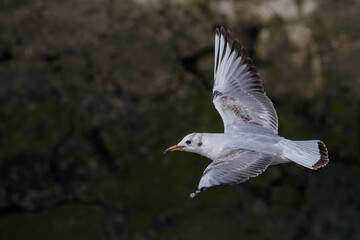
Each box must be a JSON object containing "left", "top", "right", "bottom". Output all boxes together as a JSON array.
[{"left": 0, "top": 0, "right": 359, "bottom": 239}]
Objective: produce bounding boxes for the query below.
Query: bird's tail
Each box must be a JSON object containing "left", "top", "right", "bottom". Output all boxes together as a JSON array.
[{"left": 283, "top": 140, "right": 329, "bottom": 170}]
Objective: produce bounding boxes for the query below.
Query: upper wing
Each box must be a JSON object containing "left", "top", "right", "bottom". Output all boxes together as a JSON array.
[
  {"left": 213, "top": 27, "right": 278, "bottom": 134},
  {"left": 190, "top": 149, "right": 273, "bottom": 198}
]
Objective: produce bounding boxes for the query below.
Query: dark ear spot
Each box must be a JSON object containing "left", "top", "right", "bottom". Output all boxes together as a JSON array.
[{"left": 198, "top": 142, "right": 202, "bottom": 147}]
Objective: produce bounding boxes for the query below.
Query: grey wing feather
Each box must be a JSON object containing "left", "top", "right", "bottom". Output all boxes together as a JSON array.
[
  {"left": 190, "top": 149, "right": 273, "bottom": 198},
  {"left": 213, "top": 27, "right": 278, "bottom": 134}
]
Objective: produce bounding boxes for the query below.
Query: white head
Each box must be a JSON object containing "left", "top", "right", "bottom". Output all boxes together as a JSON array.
[{"left": 164, "top": 133, "right": 204, "bottom": 154}]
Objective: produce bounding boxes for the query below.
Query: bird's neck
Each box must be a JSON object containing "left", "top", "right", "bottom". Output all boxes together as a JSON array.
[{"left": 198, "top": 133, "right": 227, "bottom": 160}]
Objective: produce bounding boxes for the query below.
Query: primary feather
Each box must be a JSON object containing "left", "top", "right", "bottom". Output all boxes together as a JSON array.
[{"left": 213, "top": 27, "right": 278, "bottom": 134}]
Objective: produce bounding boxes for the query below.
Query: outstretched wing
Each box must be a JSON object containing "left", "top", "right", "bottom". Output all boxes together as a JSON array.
[
  {"left": 213, "top": 27, "right": 278, "bottom": 134},
  {"left": 190, "top": 149, "right": 273, "bottom": 198}
]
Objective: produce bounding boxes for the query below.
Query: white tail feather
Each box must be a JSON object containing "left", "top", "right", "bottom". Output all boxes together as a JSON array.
[{"left": 283, "top": 140, "right": 329, "bottom": 170}]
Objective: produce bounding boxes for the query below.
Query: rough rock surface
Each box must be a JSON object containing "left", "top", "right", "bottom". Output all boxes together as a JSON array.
[{"left": 0, "top": 0, "right": 359, "bottom": 239}]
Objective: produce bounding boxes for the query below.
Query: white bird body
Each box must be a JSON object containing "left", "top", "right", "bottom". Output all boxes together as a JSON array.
[
  {"left": 165, "top": 27, "right": 329, "bottom": 198},
  {"left": 196, "top": 132, "right": 285, "bottom": 160}
]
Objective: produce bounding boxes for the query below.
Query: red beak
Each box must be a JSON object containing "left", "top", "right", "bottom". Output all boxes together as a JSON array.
[{"left": 164, "top": 145, "right": 184, "bottom": 154}]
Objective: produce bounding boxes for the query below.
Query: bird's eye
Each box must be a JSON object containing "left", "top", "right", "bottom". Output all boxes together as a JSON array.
[{"left": 186, "top": 140, "right": 192, "bottom": 145}]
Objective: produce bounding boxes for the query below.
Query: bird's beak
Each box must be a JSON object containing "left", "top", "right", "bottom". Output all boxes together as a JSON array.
[{"left": 164, "top": 145, "right": 184, "bottom": 154}]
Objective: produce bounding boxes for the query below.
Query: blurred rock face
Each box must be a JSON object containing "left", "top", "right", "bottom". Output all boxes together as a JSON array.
[{"left": 0, "top": 0, "right": 359, "bottom": 239}]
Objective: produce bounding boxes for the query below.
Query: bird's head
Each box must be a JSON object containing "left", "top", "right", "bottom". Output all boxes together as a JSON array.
[{"left": 164, "top": 133, "right": 203, "bottom": 154}]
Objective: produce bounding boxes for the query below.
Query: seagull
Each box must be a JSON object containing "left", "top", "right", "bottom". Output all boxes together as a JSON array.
[{"left": 165, "top": 27, "right": 329, "bottom": 198}]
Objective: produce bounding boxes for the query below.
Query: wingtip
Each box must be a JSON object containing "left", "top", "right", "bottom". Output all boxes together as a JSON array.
[
  {"left": 220, "top": 26, "right": 226, "bottom": 35},
  {"left": 216, "top": 27, "right": 252, "bottom": 62},
  {"left": 231, "top": 39, "right": 242, "bottom": 57},
  {"left": 189, "top": 189, "right": 200, "bottom": 198},
  {"left": 216, "top": 27, "right": 232, "bottom": 40},
  {"left": 189, "top": 188, "right": 206, "bottom": 198},
  {"left": 215, "top": 27, "right": 220, "bottom": 36},
  {"left": 225, "top": 30, "right": 233, "bottom": 45},
  {"left": 241, "top": 47, "right": 250, "bottom": 58}
]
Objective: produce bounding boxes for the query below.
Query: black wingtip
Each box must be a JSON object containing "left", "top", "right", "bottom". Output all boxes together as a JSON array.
[
  {"left": 216, "top": 27, "right": 252, "bottom": 61},
  {"left": 220, "top": 26, "right": 226, "bottom": 36},
  {"left": 215, "top": 27, "right": 221, "bottom": 36}
]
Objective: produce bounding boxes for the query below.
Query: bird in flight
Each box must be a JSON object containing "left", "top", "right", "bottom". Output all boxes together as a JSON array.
[{"left": 165, "top": 27, "right": 329, "bottom": 198}]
